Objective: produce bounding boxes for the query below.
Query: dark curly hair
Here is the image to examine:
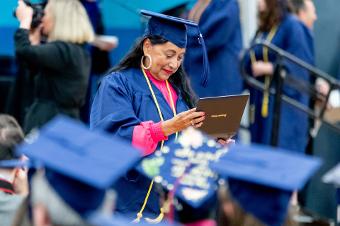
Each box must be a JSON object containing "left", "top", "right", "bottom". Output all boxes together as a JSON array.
[{"left": 258, "top": 0, "right": 293, "bottom": 32}]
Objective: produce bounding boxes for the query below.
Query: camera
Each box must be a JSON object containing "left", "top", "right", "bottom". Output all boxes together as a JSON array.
[{"left": 14, "top": 0, "right": 47, "bottom": 30}]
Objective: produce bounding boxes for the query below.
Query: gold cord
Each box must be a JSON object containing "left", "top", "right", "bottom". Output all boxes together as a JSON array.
[
  {"left": 133, "top": 68, "right": 178, "bottom": 223},
  {"left": 250, "top": 25, "right": 278, "bottom": 118}
]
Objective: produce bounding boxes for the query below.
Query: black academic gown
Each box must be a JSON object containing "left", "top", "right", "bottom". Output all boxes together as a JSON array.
[{"left": 14, "top": 29, "right": 91, "bottom": 133}]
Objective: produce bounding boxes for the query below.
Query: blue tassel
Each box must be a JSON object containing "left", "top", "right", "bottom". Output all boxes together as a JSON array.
[{"left": 198, "top": 32, "right": 210, "bottom": 87}]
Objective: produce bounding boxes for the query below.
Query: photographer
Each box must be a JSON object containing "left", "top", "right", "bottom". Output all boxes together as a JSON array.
[
  {"left": 11, "top": 1, "right": 45, "bottom": 126},
  {"left": 15, "top": 0, "right": 95, "bottom": 133}
]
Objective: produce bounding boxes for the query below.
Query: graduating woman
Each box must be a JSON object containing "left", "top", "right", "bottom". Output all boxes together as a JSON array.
[
  {"left": 90, "top": 11, "right": 210, "bottom": 223},
  {"left": 244, "top": 0, "right": 312, "bottom": 153}
]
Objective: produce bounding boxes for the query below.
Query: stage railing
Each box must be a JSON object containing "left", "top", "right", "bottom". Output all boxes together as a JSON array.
[{"left": 239, "top": 40, "right": 340, "bottom": 146}]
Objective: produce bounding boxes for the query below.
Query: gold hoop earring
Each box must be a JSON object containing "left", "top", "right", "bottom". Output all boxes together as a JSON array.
[{"left": 141, "top": 54, "right": 152, "bottom": 70}]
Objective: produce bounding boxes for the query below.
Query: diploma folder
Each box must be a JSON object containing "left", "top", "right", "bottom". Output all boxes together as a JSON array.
[{"left": 196, "top": 94, "right": 249, "bottom": 139}]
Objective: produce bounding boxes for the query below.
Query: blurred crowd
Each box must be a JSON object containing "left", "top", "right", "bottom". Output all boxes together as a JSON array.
[{"left": 0, "top": 0, "right": 339, "bottom": 226}]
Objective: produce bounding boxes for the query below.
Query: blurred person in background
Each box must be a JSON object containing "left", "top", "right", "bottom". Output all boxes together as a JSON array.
[
  {"left": 244, "top": 0, "right": 313, "bottom": 154},
  {"left": 290, "top": 0, "right": 319, "bottom": 208},
  {"left": 291, "top": 0, "right": 317, "bottom": 30},
  {"left": 15, "top": 0, "right": 94, "bottom": 134},
  {"left": 11, "top": 1, "right": 46, "bottom": 126},
  {"left": 0, "top": 114, "right": 28, "bottom": 226},
  {"left": 184, "top": 0, "right": 244, "bottom": 97},
  {"left": 290, "top": 0, "right": 336, "bottom": 111},
  {"left": 80, "top": 0, "right": 118, "bottom": 123},
  {"left": 290, "top": 0, "right": 316, "bottom": 67}
]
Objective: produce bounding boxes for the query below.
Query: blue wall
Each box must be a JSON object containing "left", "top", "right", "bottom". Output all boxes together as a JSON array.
[
  {"left": 0, "top": 0, "right": 191, "bottom": 59},
  {"left": 0, "top": 1, "right": 142, "bottom": 62},
  {"left": 304, "top": 0, "right": 340, "bottom": 221}
]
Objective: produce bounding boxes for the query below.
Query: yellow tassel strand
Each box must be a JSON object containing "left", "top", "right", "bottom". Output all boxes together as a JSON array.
[
  {"left": 144, "top": 208, "right": 165, "bottom": 224},
  {"left": 250, "top": 26, "right": 278, "bottom": 118},
  {"left": 145, "top": 194, "right": 171, "bottom": 223}
]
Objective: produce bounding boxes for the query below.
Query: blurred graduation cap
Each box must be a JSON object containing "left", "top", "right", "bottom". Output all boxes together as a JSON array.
[
  {"left": 138, "top": 127, "right": 227, "bottom": 209},
  {"left": 88, "top": 213, "right": 180, "bottom": 226},
  {"left": 0, "top": 159, "right": 31, "bottom": 168},
  {"left": 211, "top": 144, "right": 322, "bottom": 226},
  {"left": 15, "top": 115, "right": 141, "bottom": 218},
  {"left": 141, "top": 9, "right": 210, "bottom": 86}
]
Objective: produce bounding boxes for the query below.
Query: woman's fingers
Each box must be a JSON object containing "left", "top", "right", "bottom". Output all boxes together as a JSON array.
[
  {"left": 172, "top": 108, "right": 207, "bottom": 130},
  {"left": 194, "top": 121, "right": 203, "bottom": 128},
  {"left": 217, "top": 138, "right": 235, "bottom": 146},
  {"left": 191, "top": 115, "right": 205, "bottom": 124},
  {"left": 217, "top": 139, "right": 227, "bottom": 145}
]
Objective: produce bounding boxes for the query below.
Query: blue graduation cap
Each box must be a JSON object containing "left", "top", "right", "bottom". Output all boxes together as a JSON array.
[
  {"left": 0, "top": 159, "right": 31, "bottom": 168},
  {"left": 141, "top": 10, "right": 210, "bottom": 86},
  {"left": 16, "top": 115, "right": 141, "bottom": 218},
  {"left": 211, "top": 144, "right": 322, "bottom": 226},
  {"left": 138, "top": 127, "right": 227, "bottom": 209}
]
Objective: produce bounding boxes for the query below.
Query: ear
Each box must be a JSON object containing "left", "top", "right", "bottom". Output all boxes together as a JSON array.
[{"left": 142, "top": 38, "right": 152, "bottom": 55}]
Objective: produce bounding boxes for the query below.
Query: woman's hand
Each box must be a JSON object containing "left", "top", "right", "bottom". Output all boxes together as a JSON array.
[
  {"left": 12, "top": 156, "right": 29, "bottom": 196},
  {"left": 13, "top": 167, "right": 29, "bottom": 196},
  {"left": 251, "top": 61, "right": 274, "bottom": 77},
  {"left": 16, "top": 0, "right": 33, "bottom": 29},
  {"left": 161, "top": 108, "right": 205, "bottom": 136}
]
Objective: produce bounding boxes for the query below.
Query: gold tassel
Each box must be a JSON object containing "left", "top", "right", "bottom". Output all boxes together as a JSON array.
[
  {"left": 144, "top": 198, "right": 171, "bottom": 224},
  {"left": 261, "top": 93, "right": 269, "bottom": 118},
  {"left": 261, "top": 76, "right": 270, "bottom": 118},
  {"left": 132, "top": 180, "right": 155, "bottom": 223},
  {"left": 132, "top": 213, "right": 143, "bottom": 223},
  {"left": 144, "top": 207, "right": 165, "bottom": 224}
]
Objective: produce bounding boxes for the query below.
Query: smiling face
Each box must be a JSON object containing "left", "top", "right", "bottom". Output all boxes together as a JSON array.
[{"left": 142, "top": 39, "right": 186, "bottom": 81}]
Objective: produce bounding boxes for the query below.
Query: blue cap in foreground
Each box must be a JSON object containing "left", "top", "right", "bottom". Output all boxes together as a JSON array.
[{"left": 211, "top": 144, "right": 322, "bottom": 226}]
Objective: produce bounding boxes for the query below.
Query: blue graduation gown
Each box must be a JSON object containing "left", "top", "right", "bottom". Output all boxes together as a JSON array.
[
  {"left": 184, "top": 0, "right": 243, "bottom": 97},
  {"left": 245, "top": 14, "right": 313, "bottom": 153},
  {"left": 90, "top": 68, "right": 189, "bottom": 218}
]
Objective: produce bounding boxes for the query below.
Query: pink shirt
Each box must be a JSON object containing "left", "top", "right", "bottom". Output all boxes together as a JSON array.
[
  {"left": 132, "top": 70, "right": 178, "bottom": 156},
  {"left": 184, "top": 219, "right": 217, "bottom": 226}
]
